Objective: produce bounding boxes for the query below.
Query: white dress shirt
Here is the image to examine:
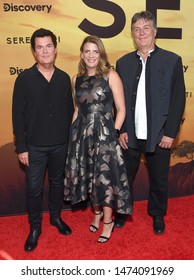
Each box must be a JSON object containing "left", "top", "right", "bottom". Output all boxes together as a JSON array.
[{"left": 135, "top": 54, "right": 147, "bottom": 139}]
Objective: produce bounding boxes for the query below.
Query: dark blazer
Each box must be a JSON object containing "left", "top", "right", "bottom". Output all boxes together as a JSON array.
[{"left": 116, "top": 45, "right": 186, "bottom": 152}]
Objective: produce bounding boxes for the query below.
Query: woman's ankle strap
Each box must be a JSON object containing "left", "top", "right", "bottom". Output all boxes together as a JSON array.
[{"left": 104, "top": 220, "right": 114, "bottom": 225}]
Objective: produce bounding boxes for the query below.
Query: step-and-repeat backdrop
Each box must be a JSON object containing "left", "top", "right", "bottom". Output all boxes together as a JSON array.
[{"left": 0, "top": 0, "right": 193, "bottom": 216}]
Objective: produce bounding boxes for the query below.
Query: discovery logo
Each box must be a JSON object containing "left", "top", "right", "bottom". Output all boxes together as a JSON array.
[
  {"left": 9, "top": 67, "right": 24, "bottom": 75},
  {"left": 3, "top": 3, "right": 52, "bottom": 13}
]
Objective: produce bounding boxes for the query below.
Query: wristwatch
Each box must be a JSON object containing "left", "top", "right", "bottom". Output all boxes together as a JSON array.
[{"left": 115, "top": 129, "right": 120, "bottom": 138}]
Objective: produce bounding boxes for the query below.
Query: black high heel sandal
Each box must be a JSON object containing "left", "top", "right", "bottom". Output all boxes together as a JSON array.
[
  {"left": 97, "top": 220, "right": 114, "bottom": 243},
  {"left": 89, "top": 211, "right": 104, "bottom": 233}
]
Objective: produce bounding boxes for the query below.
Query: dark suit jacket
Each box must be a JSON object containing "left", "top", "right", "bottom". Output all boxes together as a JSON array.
[{"left": 116, "top": 45, "right": 186, "bottom": 152}]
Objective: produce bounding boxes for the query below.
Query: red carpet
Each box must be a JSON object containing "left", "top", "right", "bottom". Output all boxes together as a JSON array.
[{"left": 0, "top": 195, "right": 194, "bottom": 260}]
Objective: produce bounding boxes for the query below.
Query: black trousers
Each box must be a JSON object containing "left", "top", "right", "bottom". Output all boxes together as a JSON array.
[
  {"left": 26, "top": 143, "right": 68, "bottom": 229},
  {"left": 122, "top": 140, "right": 171, "bottom": 218}
]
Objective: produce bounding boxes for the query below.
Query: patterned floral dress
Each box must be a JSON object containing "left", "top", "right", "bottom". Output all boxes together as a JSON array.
[{"left": 64, "top": 75, "right": 132, "bottom": 214}]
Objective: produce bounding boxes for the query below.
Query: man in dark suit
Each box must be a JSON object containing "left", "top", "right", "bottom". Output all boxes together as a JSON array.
[
  {"left": 115, "top": 11, "right": 186, "bottom": 234},
  {"left": 12, "top": 28, "right": 74, "bottom": 251}
]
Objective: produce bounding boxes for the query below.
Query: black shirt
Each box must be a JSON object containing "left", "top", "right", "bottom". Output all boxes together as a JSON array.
[{"left": 12, "top": 63, "right": 74, "bottom": 153}]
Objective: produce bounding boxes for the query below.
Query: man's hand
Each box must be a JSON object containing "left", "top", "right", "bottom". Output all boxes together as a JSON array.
[
  {"left": 158, "top": 136, "right": 174, "bottom": 149},
  {"left": 18, "top": 152, "right": 29, "bottom": 166}
]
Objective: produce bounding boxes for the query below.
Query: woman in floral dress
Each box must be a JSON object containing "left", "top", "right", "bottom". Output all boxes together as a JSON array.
[{"left": 64, "top": 35, "right": 132, "bottom": 243}]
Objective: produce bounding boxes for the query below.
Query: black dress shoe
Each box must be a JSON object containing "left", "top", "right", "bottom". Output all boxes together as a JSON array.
[
  {"left": 114, "top": 214, "right": 126, "bottom": 228},
  {"left": 50, "top": 217, "right": 72, "bottom": 235},
  {"left": 24, "top": 228, "right": 42, "bottom": 252},
  {"left": 153, "top": 216, "right": 165, "bottom": 235}
]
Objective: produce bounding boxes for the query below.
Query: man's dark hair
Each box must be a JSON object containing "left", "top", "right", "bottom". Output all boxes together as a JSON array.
[
  {"left": 131, "top": 11, "right": 157, "bottom": 31},
  {"left": 30, "top": 28, "right": 57, "bottom": 51}
]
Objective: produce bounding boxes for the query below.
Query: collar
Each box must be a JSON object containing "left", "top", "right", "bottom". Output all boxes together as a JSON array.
[
  {"left": 135, "top": 45, "right": 159, "bottom": 59},
  {"left": 30, "top": 63, "right": 61, "bottom": 77}
]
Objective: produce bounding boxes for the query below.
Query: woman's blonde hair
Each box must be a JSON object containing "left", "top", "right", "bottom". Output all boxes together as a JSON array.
[{"left": 78, "top": 35, "right": 111, "bottom": 77}]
